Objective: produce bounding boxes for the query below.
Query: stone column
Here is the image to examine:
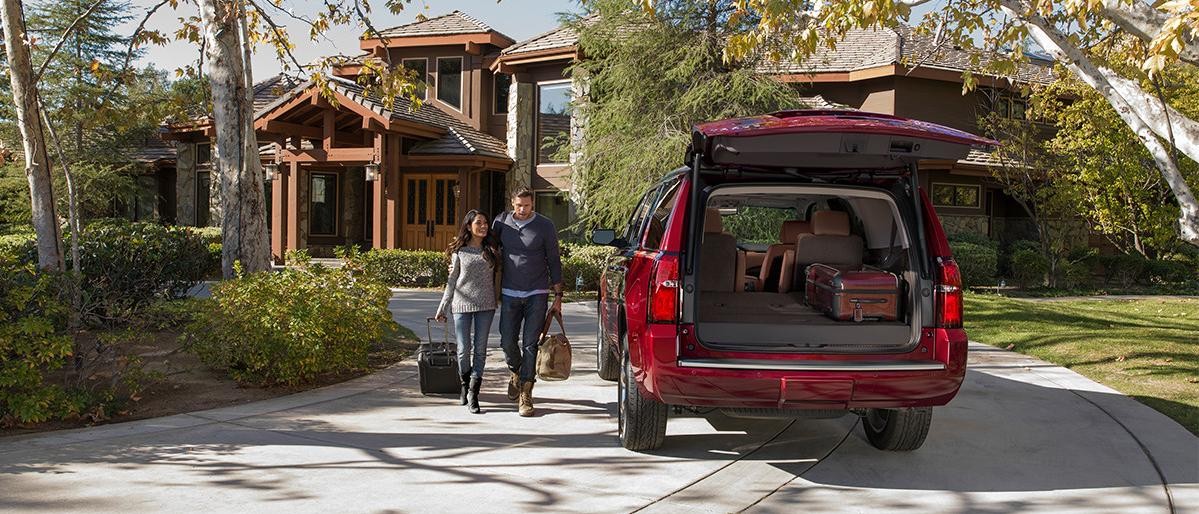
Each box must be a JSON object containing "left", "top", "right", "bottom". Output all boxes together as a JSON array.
[
  {"left": 568, "top": 72, "right": 590, "bottom": 219},
  {"left": 507, "top": 80, "right": 535, "bottom": 194},
  {"left": 174, "top": 142, "right": 197, "bottom": 226}
]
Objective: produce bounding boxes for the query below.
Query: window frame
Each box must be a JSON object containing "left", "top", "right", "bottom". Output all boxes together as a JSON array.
[
  {"left": 535, "top": 79, "right": 573, "bottom": 167},
  {"left": 195, "top": 170, "right": 211, "bottom": 227},
  {"left": 196, "top": 142, "right": 212, "bottom": 165},
  {"left": 931, "top": 182, "right": 982, "bottom": 209},
  {"left": 401, "top": 57, "right": 429, "bottom": 100},
  {"left": 435, "top": 56, "right": 464, "bottom": 111},
  {"left": 309, "top": 172, "right": 340, "bottom": 236},
  {"left": 642, "top": 179, "right": 682, "bottom": 250},
  {"left": 493, "top": 72, "right": 511, "bottom": 115}
]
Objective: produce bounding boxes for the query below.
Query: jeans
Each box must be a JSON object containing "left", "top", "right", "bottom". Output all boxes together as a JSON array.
[
  {"left": 499, "top": 294, "right": 548, "bottom": 382},
  {"left": 453, "top": 310, "right": 495, "bottom": 379}
]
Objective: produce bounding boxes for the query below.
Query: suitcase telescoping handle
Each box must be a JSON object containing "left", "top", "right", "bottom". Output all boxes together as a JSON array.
[{"left": 426, "top": 317, "right": 452, "bottom": 351}]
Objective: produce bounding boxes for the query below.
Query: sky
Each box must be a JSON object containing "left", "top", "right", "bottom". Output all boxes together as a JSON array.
[{"left": 120, "top": 0, "right": 582, "bottom": 79}]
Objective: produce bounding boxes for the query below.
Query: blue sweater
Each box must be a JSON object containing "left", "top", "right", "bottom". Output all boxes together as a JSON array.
[{"left": 491, "top": 211, "right": 563, "bottom": 293}]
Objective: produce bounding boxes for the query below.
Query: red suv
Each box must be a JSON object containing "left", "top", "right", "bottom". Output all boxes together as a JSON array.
[{"left": 591, "top": 110, "right": 994, "bottom": 451}]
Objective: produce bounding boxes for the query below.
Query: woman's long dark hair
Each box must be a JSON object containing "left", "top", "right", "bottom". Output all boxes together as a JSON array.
[{"left": 446, "top": 209, "right": 501, "bottom": 269}]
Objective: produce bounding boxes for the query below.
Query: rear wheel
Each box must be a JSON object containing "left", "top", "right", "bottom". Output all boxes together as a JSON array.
[
  {"left": 596, "top": 305, "right": 619, "bottom": 381},
  {"left": 617, "top": 336, "right": 667, "bottom": 450},
  {"left": 863, "top": 407, "right": 932, "bottom": 451}
]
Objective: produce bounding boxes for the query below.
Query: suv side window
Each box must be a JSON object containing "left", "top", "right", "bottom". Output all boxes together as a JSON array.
[
  {"left": 624, "top": 185, "right": 661, "bottom": 247},
  {"left": 643, "top": 179, "right": 681, "bottom": 250}
]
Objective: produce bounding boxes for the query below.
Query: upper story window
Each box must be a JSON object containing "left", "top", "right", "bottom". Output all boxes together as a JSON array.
[
  {"left": 537, "top": 81, "right": 572, "bottom": 165},
  {"left": 436, "top": 57, "right": 463, "bottom": 110},
  {"left": 494, "top": 73, "right": 511, "bottom": 115},
  {"left": 932, "top": 183, "right": 981, "bottom": 208},
  {"left": 981, "top": 89, "right": 1029, "bottom": 121},
  {"left": 402, "top": 58, "right": 428, "bottom": 100},
  {"left": 196, "top": 142, "right": 212, "bottom": 165}
]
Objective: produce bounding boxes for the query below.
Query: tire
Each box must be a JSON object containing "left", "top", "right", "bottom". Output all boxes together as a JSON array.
[
  {"left": 595, "top": 304, "right": 620, "bottom": 381},
  {"left": 863, "top": 407, "right": 933, "bottom": 451},
  {"left": 617, "top": 336, "right": 668, "bottom": 450}
]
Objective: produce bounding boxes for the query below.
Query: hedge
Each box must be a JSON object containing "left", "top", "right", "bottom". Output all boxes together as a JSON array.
[{"left": 359, "top": 249, "right": 449, "bottom": 287}]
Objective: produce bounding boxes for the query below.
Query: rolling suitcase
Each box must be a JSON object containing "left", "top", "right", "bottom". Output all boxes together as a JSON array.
[
  {"left": 805, "top": 263, "right": 900, "bottom": 322},
  {"left": 419, "top": 317, "right": 461, "bottom": 395}
]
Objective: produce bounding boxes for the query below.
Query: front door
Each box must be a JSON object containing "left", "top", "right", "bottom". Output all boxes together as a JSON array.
[{"left": 402, "top": 173, "right": 459, "bottom": 251}]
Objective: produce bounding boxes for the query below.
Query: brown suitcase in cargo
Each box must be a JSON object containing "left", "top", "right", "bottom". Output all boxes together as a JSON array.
[{"left": 805, "top": 263, "right": 900, "bottom": 322}]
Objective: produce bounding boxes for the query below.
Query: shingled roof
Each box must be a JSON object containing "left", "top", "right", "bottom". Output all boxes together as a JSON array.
[
  {"left": 758, "top": 24, "right": 1054, "bottom": 84},
  {"left": 377, "top": 10, "right": 502, "bottom": 39},
  {"left": 256, "top": 77, "right": 508, "bottom": 160},
  {"left": 502, "top": 18, "right": 584, "bottom": 56}
]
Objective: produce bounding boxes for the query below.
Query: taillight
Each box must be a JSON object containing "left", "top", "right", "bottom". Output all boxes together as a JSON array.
[
  {"left": 649, "top": 255, "right": 680, "bottom": 323},
  {"left": 935, "top": 257, "right": 963, "bottom": 328}
]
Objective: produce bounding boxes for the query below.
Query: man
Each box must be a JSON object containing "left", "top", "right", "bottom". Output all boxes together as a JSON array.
[{"left": 492, "top": 189, "right": 563, "bottom": 417}]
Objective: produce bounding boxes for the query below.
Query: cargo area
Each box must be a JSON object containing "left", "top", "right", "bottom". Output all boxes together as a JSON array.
[{"left": 689, "top": 184, "right": 924, "bottom": 352}]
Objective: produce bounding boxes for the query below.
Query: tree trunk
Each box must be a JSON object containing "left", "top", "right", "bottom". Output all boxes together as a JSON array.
[
  {"left": 198, "top": 0, "right": 271, "bottom": 277},
  {"left": 2, "top": 0, "right": 63, "bottom": 271},
  {"left": 1002, "top": 1, "right": 1199, "bottom": 247}
]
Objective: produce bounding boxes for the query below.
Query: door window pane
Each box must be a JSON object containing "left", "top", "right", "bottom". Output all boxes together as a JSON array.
[
  {"left": 436, "top": 57, "right": 462, "bottom": 109},
  {"left": 537, "top": 82, "right": 572, "bottom": 164},
  {"left": 310, "top": 173, "right": 338, "bottom": 235}
]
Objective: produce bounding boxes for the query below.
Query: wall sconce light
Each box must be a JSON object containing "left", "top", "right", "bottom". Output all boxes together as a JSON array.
[
  {"left": 263, "top": 163, "right": 278, "bottom": 182},
  {"left": 365, "top": 162, "right": 380, "bottom": 181},
  {"left": 452, "top": 184, "right": 461, "bottom": 198}
]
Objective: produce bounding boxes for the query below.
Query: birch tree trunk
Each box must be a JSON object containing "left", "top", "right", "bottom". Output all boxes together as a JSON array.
[
  {"left": 198, "top": 0, "right": 271, "bottom": 277},
  {"left": 1, "top": 0, "right": 62, "bottom": 271}
]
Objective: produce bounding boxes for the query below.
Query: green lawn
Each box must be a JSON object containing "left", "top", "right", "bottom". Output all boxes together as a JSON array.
[{"left": 965, "top": 294, "right": 1199, "bottom": 435}]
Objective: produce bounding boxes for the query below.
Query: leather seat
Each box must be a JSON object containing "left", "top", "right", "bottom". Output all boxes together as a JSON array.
[
  {"left": 757, "top": 220, "right": 811, "bottom": 292},
  {"left": 792, "top": 210, "right": 864, "bottom": 284},
  {"left": 699, "top": 208, "right": 745, "bottom": 292}
]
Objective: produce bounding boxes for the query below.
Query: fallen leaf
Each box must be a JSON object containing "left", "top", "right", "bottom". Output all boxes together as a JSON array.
[
  {"left": 1187, "top": 377, "right": 1198, "bottom": 384},
  {"left": 1165, "top": 358, "right": 1174, "bottom": 363},
  {"left": 1115, "top": 355, "right": 1127, "bottom": 362},
  {"left": 1005, "top": 344, "right": 1015, "bottom": 350}
]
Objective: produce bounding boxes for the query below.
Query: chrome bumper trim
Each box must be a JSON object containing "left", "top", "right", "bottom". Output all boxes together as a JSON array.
[{"left": 677, "top": 358, "right": 946, "bottom": 372}]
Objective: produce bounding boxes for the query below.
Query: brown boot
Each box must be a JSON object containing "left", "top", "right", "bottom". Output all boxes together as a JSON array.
[
  {"left": 507, "top": 371, "right": 519, "bottom": 401},
  {"left": 518, "top": 380, "right": 534, "bottom": 417}
]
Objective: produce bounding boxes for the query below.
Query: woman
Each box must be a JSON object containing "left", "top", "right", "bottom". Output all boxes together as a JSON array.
[{"left": 436, "top": 209, "right": 501, "bottom": 414}]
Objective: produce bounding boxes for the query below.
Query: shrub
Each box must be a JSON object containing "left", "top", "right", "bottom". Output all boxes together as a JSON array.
[
  {"left": 0, "top": 259, "right": 75, "bottom": 424},
  {"left": 359, "top": 249, "right": 448, "bottom": 287},
  {"left": 1057, "top": 261, "right": 1093, "bottom": 290},
  {"left": 188, "top": 263, "right": 393, "bottom": 386},
  {"left": 0, "top": 231, "right": 34, "bottom": 265},
  {"left": 1011, "top": 248, "right": 1049, "bottom": 288},
  {"left": 948, "top": 232, "right": 997, "bottom": 249},
  {"left": 1098, "top": 254, "right": 1149, "bottom": 288},
  {"left": 72, "top": 220, "right": 214, "bottom": 323},
  {"left": 560, "top": 244, "right": 614, "bottom": 291},
  {"left": 949, "top": 241, "right": 998, "bottom": 287},
  {"left": 1144, "top": 259, "right": 1194, "bottom": 284}
]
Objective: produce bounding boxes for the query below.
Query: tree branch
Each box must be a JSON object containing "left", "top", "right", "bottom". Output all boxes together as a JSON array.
[
  {"left": 34, "top": 0, "right": 108, "bottom": 83},
  {"left": 245, "top": 0, "right": 307, "bottom": 73},
  {"left": 1098, "top": 0, "right": 1199, "bottom": 67},
  {"left": 98, "top": 0, "right": 171, "bottom": 108}
]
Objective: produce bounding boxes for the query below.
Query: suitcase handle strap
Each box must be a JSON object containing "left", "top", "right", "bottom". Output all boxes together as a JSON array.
[
  {"left": 538, "top": 303, "right": 567, "bottom": 342},
  {"left": 425, "top": 317, "right": 452, "bottom": 350}
]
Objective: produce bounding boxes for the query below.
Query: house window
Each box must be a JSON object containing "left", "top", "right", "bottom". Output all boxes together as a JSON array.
[
  {"left": 131, "top": 175, "right": 158, "bottom": 221},
  {"left": 196, "top": 142, "right": 212, "bottom": 165},
  {"left": 535, "top": 191, "right": 571, "bottom": 231},
  {"left": 493, "top": 73, "right": 511, "bottom": 114},
  {"left": 436, "top": 57, "right": 462, "bottom": 110},
  {"left": 401, "top": 58, "right": 428, "bottom": 100},
  {"left": 196, "top": 171, "right": 211, "bottom": 226},
  {"left": 983, "top": 91, "right": 1029, "bottom": 121},
  {"left": 932, "top": 183, "right": 981, "bottom": 208},
  {"left": 310, "top": 173, "right": 338, "bottom": 236},
  {"left": 537, "top": 81, "right": 572, "bottom": 165}
]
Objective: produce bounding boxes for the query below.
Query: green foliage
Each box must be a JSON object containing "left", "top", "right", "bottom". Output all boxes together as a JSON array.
[
  {"left": 72, "top": 220, "right": 214, "bottom": 324},
  {"left": 1011, "top": 248, "right": 1050, "bottom": 288},
  {"left": 569, "top": 1, "right": 810, "bottom": 229},
  {"left": 0, "top": 260, "right": 75, "bottom": 424},
  {"left": 188, "top": 263, "right": 393, "bottom": 386},
  {"left": 1097, "top": 254, "right": 1150, "bottom": 288},
  {"left": 0, "top": 231, "right": 35, "bottom": 265},
  {"left": 950, "top": 241, "right": 998, "bottom": 287},
  {"left": 561, "top": 244, "right": 615, "bottom": 291},
  {"left": 357, "top": 249, "right": 449, "bottom": 287},
  {"left": 721, "top": 207, "right": 796, "bottom": 244},
  {"left": 0, "top": 164, "right": 30, "bottom": 227}
]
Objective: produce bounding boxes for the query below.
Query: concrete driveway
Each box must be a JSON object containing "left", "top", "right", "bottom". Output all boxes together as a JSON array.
[{"left": 0, "top": 290, "right": 1195, "bottom": 513}]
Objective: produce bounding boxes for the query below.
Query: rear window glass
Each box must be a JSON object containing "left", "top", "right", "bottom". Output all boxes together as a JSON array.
[
  {"left": 643, "top": 180, "right": 680, "bottom": 250},
  {"left": 721, "top": 206, "right": 796, "bottom": 244}
]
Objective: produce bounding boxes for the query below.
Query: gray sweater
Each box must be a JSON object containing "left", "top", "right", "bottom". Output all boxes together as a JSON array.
[
  {"left": 436, "top": 246, "right": 498, "bottom": 317},
  {"left": 492, "top": 211, "right": 563, "bottom": 293}
]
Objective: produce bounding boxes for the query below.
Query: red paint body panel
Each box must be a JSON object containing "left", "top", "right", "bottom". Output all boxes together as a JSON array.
[{"left": 693, "top": 110, "right": 996, "bottom": 148}]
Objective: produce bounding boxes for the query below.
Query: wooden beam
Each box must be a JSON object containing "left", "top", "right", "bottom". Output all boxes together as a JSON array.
[
  {"left": 323, "top": 110, "right": 336, "bottom": 151},
  {"left": 282, "top": 147, "right": 376, "bottom": 163},
  {"left": 465, "top": 41, "right": 482, "bottom": 55},
  {"left": 311, "top": 94, "right": 334, "bottom": 109},
  {"left": 263, "top": 120, "right": 322, "bottom": 139}
]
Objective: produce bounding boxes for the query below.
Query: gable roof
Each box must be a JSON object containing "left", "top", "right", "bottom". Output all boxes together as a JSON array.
[
  {"left": 252, "top": 74, "right": 303, "bottom": 112},
  {"left": 377, "top": 10, "right": 501, "bottom": 39},
  {"left": 758, "top": 24, "right": 1054, "bottom": 84},
  {"left": 502, "top": 19, "right": 582, "bottom": 57},
  {"left": 256, "top": 77, "right": 508, "bottom": 160}
]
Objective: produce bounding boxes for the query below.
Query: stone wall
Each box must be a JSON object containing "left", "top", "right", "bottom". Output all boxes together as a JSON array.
[
  {"left": 940, "top": 214, "right": 990, "bottom": 238},
  {"left": 507, "top": 81, "right": 535, "bottom": 194}
]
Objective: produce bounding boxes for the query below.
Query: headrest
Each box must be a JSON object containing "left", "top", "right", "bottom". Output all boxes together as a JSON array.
[
  {"left": 812, "top": 210, "right": 851, "bottom": 236},
  {"left": 780, "top": 220, "right": 812, "bottom": 242},
  {"left": 705, "top": 208, "right": 723, "bottom": 233}
]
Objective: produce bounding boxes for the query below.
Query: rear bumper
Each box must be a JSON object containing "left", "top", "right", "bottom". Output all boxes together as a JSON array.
[{"left": 638, "top": 325, "right": 968, "bottom": 410}]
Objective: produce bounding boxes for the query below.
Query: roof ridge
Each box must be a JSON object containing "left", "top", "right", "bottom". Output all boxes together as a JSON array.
[{"left": 378, "top": 10, "right": 495, "bottom": 36}]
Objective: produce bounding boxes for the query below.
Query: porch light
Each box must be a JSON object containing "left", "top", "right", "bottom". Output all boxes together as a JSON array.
[
  {"left": 263, "top": 163, "right": 278, "bottom": 182},
  {"left": 365, "top": 163, "right": 380, "bottom": 181},
  {"left": 452, "top": 184, "right": 461, "bottom": 198}
]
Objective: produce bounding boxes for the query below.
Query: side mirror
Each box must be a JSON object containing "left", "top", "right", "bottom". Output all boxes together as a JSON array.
[{"left": 591, "top": 229, "right": 626, "bottom": 247}]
